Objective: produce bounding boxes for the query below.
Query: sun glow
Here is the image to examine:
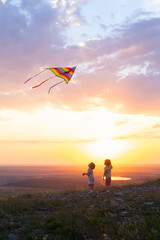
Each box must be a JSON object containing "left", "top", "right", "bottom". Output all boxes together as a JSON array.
[
  {"left": 0, "top": 106, "right": 160, "bottom": 165},
  {"left": 82, "top": 139, "right": 133, "bottom": 159}
]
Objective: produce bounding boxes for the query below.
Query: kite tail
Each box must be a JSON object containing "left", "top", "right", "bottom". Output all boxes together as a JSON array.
[
  {"left": 48, "top": 81, "right": 63, "bottom": 94},
  {"left": 24, "top": 69, "right": 46, "bottom": 84},
  {"left": 32, "top": 77, "right": 53, "bottom": 89}
]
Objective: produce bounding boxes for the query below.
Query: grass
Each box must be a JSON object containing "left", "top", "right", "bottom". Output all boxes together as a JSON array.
[{"left": 0, "top": 179, "right": 159, "bottom": 239}]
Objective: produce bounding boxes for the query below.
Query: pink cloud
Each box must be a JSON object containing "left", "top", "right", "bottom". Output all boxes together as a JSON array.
[
  {"left": 0, "top": 2, "right": 160, "bottom": 116},
  {"left": 151, "top": 124, "right": 160, "bottom": 129}
]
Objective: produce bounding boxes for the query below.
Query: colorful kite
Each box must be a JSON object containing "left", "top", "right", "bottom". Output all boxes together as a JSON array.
[{"left": 24, "top": 66, "right": 76, "bottom": 93}]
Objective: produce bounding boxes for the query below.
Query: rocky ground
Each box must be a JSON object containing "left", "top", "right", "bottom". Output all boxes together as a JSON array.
[{"left": 0, "top": 179, "right": 159, "bottom": 240}]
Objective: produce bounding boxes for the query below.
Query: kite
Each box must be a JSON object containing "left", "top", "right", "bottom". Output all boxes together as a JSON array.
[{"left": 24, "top": 66, "right": 76, "bottom": 93}]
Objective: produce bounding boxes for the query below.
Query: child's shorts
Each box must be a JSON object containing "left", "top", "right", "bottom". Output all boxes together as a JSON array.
[
  {"left": 105, "top": 177, "right": 111, "bottom": 187},
  {"left": 88, "top": 179, "right": 94, "bottom": 187}
]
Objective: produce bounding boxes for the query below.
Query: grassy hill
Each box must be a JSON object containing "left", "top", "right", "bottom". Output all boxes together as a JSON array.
[{"left": 0, "top": 179, "right": 159, "bottom": 240}]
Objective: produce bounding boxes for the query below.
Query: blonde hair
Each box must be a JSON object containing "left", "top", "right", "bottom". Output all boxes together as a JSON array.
[{"left": 104, "top": 159, "right": 111, "bottom": 166}]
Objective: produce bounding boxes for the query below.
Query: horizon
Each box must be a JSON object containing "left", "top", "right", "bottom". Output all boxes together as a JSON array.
[
  {"left": 0, "top": 163, "right": 160, "bottom": 167},
  {"left": 0, "top": 163, "right": 159, "bottom": 194},
  {"left": 0, "top": 0, "right": 160, "bottom": 167}
]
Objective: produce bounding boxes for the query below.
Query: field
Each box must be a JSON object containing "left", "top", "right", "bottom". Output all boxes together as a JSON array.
[{"left": 0, "top": 165, "right": 159, "bottom": 240}]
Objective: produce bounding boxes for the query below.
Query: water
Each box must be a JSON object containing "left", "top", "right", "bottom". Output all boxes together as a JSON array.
[
  {"left": 112, "top": 176, "right": 131, "bottom": 181},
  {"left": 103, "top": 176, "right": 131, "bottom": 181}
]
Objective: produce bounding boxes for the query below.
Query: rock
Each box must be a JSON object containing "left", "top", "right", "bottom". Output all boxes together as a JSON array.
[
  {"left": 144, "top": 202, "right": 153, "bottom": 205},
  {"left": 76, "top": 194, "right": 84, "bottom": 198},
  {"left": 60, "top": 197, "right": 67, "bottom": 200},
  {"left": 121, "top": 211, "right": 128, "bottom": 215},
  {"left": 117, "top": 198, "right": 123, "bottom": 201},
  {"left": 116, "top": 192, "right": 124, "bottom": 196},
  {"left": 8, "top": 233, "right": 16, "bottom": 239}
]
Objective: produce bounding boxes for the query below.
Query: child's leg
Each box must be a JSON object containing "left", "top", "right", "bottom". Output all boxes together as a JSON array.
[
  {"left": 91, "top": 184, "right": 94, "bottom": 191},
  {"left": 89, "top": 184, "right": 94, "bottom": 192},
  {"left": 106, "top": 178, "right": 111, "bottom": 192}
]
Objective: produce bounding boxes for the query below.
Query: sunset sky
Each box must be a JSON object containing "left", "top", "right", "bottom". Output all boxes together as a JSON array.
[{"left": 0, "top": 0, "right": 160, "bottom": 166}]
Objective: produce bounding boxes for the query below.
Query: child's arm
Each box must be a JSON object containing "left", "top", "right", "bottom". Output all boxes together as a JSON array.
[
  {"left": 83, "top": 168, "right": 91, "bottom": 176},
  {"left": 82, "top": 172, "right": 88, "bottom": 176},
  {"left": 103, "top": 168, "right": 106, "bottom": 180}
]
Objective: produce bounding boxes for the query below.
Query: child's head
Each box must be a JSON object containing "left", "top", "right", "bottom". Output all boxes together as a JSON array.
[
  {"left": 104, "top": 159, "right": 111, "bottom": 166},
  {"left": 89, "top": 162, "right": 95, "bottom": 170}
]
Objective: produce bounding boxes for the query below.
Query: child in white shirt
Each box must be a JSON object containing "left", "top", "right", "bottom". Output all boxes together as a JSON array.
[
  {"left": 82, "top": 162, "right": 95, "bottom": 193},
  {"left": 103, "top": 159, "right": 113, "bottom": 193}
]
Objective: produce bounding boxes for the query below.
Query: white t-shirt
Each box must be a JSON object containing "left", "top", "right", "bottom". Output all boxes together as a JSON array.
[
  {"left": 88, "top": 167, "right": 94, "bottom": 184},
  {"left": 104, "top": 165, "right": 113, "bottom": 178}
]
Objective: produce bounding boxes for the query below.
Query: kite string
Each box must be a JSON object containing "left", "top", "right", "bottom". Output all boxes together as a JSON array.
[
  {"left": 24, "top": 69, "right": 46, "bottom": 84},
  {"left": 48, "top": 81, "right": 63, "bottom": 94},
  {"left": 32, "top": 76, "right": 53, "bottom": 89}
]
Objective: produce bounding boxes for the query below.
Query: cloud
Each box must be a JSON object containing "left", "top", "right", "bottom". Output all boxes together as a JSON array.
[
  {"left": 115, "top": 120, "right": 129, "bottom": 126},
  {"left": 114, "top": 134, "right": 160, "bottom": 140},
  {"left": 0, "top": 117, "right": 11, "bottom": 121},
  {"left": 62, "top": 16, "right": 160, "bottom": 115},
  {"left": 0, "top": 0, "right": 87, "bottom": 90},
  {"left": 151, "top": 123, "right": 160, "bottom": 129},
  {"left": 0, "top": 0, "right": 65, "bottom": 89},
  {"left": 0, "top": 4, "right": 160, "bottom": 116},
  {"left": 0, "top": 138, "right": 97, "bottom": 144}
]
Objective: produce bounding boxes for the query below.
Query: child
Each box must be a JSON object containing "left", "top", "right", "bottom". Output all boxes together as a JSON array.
[
  {"left": 103, "top": 159, "right": 113, "bottom": 193},
  {"left": 82, "top": 162, "right": 95, "bottom": 193}
]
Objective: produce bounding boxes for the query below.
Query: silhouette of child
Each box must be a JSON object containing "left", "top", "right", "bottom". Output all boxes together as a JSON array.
[
  {"left": 103, "top": 159, "right": 113, "bottom": 193},
  {"left": 82, "top": 162, "right": 95, "bottom": 193}
]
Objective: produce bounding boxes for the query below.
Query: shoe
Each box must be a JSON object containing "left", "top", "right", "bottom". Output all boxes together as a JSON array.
[{"left": 89, "top": 190, "right": 93, "bottom": 193}]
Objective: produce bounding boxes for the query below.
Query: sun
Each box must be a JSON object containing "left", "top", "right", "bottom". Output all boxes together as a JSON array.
[{"left": 82, "top": 139, "right": 132, "bottom": 159}]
